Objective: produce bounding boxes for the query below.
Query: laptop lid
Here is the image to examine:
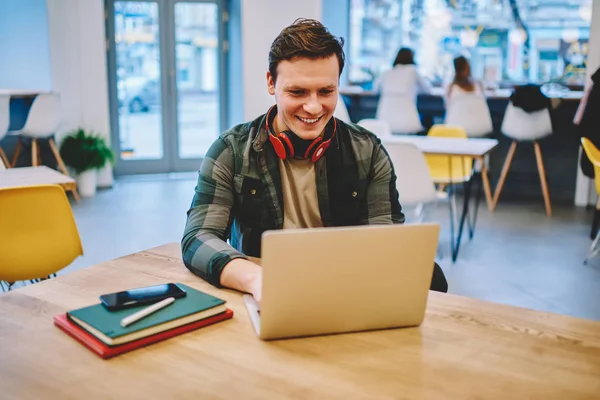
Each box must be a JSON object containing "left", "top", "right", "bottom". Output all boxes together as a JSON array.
[{"left": 251, "top": 223, "right": 440, "bottom": 340}]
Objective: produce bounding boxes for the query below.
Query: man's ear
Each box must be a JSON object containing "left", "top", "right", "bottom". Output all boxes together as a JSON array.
[{"left": 266, "top": 71, "right": 275, "bottom": 95}]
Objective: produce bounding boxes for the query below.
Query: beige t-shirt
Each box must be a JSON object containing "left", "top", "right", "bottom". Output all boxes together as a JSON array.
[{"left": 279, "top": 158, "right": 323, "bottom": 229}]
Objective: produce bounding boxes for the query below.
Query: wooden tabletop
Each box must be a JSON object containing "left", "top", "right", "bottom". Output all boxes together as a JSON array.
[
  {"left": 0, "top": 166, "right": 75, "bottom": 189},
  {"left": 382, "top": 135, "right": 498, "bottom": 157},
  {"left": 1, "top": 242, "right": 599, "bottom": 399}
]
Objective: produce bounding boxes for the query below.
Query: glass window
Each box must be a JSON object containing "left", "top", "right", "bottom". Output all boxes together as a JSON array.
[{"left": 349, "top": 0, "right": 592, "bottom": 88}]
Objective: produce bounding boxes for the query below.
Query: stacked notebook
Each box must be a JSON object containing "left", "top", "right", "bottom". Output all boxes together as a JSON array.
[{"left": 54, "top": 283, "right": 233, "bottom": 359}]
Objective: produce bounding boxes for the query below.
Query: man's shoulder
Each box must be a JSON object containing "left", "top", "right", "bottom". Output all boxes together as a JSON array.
[
  {"left": 216, "top": 114, "right": 266, "bottom": 151},
  {"left": 339, "top": 119, "right": 381, "bottom": 147},
  {"left": 219, "top": 120, "right": 254, "bottom": 144}
]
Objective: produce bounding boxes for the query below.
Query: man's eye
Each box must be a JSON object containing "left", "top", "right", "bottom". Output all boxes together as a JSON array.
[
  {"left": 320, "top": 90, "right": 334, "bottom": 95},
  {"left": 289, "top": 90, "right": 304, "bottom": 96}
]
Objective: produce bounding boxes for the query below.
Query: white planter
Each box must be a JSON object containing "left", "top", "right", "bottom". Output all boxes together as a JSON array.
[{"left": 77, "top": 170, "right": 97, "bottom": 197}]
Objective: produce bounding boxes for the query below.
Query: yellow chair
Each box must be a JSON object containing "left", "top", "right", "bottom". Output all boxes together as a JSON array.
[
  {"left": 580, "top": 138, "right": 600, "bottom": 264},
  {"left": 0, "top": 184, "right": 83, "bottom": 287},
  {"left": 425, "top": 124, "right": 473, "bottom": 184}
]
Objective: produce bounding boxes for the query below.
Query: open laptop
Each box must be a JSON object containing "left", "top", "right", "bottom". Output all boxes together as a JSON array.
[{"left": 244, "top": 223, "right": 440, "bottom": 340}]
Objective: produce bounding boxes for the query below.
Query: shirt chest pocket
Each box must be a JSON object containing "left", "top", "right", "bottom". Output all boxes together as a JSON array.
[{"left": 233, "top": 174, "right": 268, "bottom": 227}]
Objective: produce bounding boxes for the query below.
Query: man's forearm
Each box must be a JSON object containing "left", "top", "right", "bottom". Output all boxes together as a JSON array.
[{"left": 220, "top": 258, "right": 262, "bottom": 294}]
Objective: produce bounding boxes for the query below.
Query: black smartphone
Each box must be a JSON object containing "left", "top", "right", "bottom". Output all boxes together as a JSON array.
[{"left": 100, "top": 283, "right": 186, "bottom": 311}]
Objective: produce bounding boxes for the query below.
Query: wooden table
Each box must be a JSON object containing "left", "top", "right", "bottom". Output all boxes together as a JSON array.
[
  {"left": 382, "top": 136, "right": 498, "bottom": 262},
  {"left": 0, "top": 166, "right": 79, "bottom": 201},
  {"left": 1, "top": 242, "right": 599, "bottom": 399}
]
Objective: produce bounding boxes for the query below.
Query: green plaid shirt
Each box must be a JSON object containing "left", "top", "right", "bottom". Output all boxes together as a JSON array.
[{"left": 182, "top": 113, "right": 405, "bottom": 286}]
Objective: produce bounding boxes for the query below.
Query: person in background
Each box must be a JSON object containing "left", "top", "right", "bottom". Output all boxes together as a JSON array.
[
  {"left": 445, "top": 56, "right": 493, "bottom": 138},
  {"left": 446, "top": 56, "right": 485, "bottom": 100},
  {"left": 574, "top": 67, "right": 600, "bottom": 179},
  {"left": 375, "top": 47, "right": 432, "bottom": 135},
  {"left": 181, "top": 20, "right": 448, "bottom": 303}
]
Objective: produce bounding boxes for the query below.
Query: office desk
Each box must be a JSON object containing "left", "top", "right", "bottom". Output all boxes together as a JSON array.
[
  {"left": 0, "top": 166, "right": 79, "bottom": 202},
  {"left": 1, "top": 243, "right": 599, "bottom": 399},
  {"left": 382, "top": 136, "right": 498, "bottom": 262}
]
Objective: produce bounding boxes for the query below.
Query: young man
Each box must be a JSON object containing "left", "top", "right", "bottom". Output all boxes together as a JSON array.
[{"left": 181, "top": 19, "right": 448, "bottom": 302}]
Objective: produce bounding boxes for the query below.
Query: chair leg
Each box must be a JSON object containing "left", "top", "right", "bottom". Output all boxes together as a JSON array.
[
  {"left": 492, "top": 140, "right": 517, "bottom": 209},
  {"left": 11, "top": 138, "right": 22, "bottom": 167},
  {"left": 591, "top": 201, "right": 600, "bottom": 240},
  {"left": 533, "top": 141, "right": 552, "bottom": 217},
  {"left": 585, "top": 230, "right": 600, "bottom": 264},
  {"left": 48, "top": 138, "right": 71, "bottom": 177},
  {"left": 31, "top": 139, "right": 38, "bottom": 167},
  {"left": 480, "top": 157, "right": 494, "bottom": 211},
  {"left": 0, "top": 146, "right": 9, "bottom": 168}
]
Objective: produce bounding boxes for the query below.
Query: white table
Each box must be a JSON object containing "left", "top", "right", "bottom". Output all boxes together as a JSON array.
[
  {"left": 0, "top": 166, "right": 79, "bottom": 201},
  {"left": 382, "top": 135, "right": 498, "bottom": 262}
]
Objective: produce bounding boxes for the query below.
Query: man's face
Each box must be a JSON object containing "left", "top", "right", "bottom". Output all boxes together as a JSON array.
[{"left": 267, "top": 55, "right": 339, "bottom": 140}]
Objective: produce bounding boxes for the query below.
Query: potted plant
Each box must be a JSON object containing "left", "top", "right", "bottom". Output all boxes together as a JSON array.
[{"left": 59, "top": 128, "right": 115, "bottom": 197}]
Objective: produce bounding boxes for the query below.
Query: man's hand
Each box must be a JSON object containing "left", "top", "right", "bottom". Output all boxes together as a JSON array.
[{"left": 220, "top": 258, "right": 262, "bottom": 303}]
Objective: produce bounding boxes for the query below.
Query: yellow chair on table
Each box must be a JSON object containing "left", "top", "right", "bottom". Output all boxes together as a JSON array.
[
  {"left": 0, "top": 185, "right": 83, "bottom": 290},
  {"left": 425, "top": 124, "right": 473, "bottom": 184},
  {"left": 580, "top": 138, "right": 600, "bottom": 264},
  {"left": 426, "top": 125, "right": 473, "bottom": 210}
]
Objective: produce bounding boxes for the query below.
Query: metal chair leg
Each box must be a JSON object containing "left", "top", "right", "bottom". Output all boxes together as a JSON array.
[{"left": 584, "top": 231, "right": 600, "bottom": 265}]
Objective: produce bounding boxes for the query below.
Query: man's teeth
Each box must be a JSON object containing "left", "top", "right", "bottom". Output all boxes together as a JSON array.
[{"left": 298, "top": 116, "right": 320, "bottom": 124}]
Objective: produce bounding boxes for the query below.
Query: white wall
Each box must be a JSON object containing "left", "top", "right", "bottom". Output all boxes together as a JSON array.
[
  {"left": 47, "top": 0, "right": 112, "bottom": 186},
  {"left": 240, "top": 0, "right": 322, "bottom": 121},
  {"left": 575, "top": 0, "right": 600, "bottom": 206}
]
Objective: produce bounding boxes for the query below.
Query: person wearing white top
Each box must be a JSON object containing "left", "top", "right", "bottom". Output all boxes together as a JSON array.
[
  {"left": 444, "top": 56, "right": 493, "bottom": 138},
  {"left": 374, "top": 48, "right": 431, "bottom": 135}
]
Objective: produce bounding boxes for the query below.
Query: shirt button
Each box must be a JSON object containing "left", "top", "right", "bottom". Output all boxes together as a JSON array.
[
  {"left": 352, "top": 191, "right": 357, "bottom": 198},
  {"left": 250, "top": 189, "right": 257, "bottom": 195}
]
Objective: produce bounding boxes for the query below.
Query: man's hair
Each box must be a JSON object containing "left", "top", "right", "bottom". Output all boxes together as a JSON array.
[{"left": 268, "top": 18, "right": 345, "bottom": 84}]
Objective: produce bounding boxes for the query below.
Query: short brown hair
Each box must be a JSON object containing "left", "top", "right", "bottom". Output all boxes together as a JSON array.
[
  {"left": 393, "top": 48, "right": 415, "bottom": 66},
  {"left": 268, "top": 18, "right": 345, "bottom": 83}
]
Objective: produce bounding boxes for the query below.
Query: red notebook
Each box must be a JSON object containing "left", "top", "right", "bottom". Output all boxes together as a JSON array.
[{"left": 54, "top": 309, "right": 233, "bottom": 359}]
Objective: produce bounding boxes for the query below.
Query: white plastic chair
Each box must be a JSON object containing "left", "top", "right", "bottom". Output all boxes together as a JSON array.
[
  {"left": 11, "top": 94, "right": 69, "bottom": 175},
  {"left": 444, "top": 92, "right": 493, "bottom": 138},
  {"left": 357, "top": 118, "right": 392, "bottom": 138},
  {"left": 376, "top": 94, "right": 423, "bottom": 135},
  {"left": 0, "top": 95, "right": 10, "bottom": 168},
  {"left": 493, "top": 103, "right": 553, "bottom": 216},
  {"left": 334, "top": 94, "right": 351, "bottom": 123}
]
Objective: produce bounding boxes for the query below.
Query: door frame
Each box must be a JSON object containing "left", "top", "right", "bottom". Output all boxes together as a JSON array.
[{"left": 105, "top": 0, "right": 228, "bottom": 175}]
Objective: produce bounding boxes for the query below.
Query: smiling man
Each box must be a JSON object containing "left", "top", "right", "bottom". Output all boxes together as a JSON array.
[{"left": 181, "top": 19, "right": 448, "bottom": 301}]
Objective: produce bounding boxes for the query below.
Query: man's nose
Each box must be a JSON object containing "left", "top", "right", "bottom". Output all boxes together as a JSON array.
[{"left": 303, "top": 94, "right": 323, "bottom": 115}]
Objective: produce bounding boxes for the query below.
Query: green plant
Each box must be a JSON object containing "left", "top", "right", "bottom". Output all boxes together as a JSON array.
[{"left": 59, "top": 128, "right": 115, "bottom": 174}]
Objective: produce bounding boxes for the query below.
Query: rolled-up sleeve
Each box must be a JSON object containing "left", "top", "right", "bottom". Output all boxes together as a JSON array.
[{"left": 181, "top": 138, "right": 248, "bottom": 286}]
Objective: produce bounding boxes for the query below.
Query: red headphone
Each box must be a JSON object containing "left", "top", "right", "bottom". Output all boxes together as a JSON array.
[{"left": 265, "top": 105, "right": 336, "bottom": 163}]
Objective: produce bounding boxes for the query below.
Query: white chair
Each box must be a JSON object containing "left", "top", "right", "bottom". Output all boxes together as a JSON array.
[
  {"left": 384, "top": 141, "right": 445, "bottom": 223},
  {"left": 357, "top": 118, "right": 392, "bottom": 138},
  {"left": 334, "top": 94, "right": 351, "bottom": 123},
  {"left": 493, "top": 103, "right": 553, "bottom": 216},
  {"left": 11, "top": 94, "right": 70, "bottom": 176},
  {"left": 444, "top": 93, "right": 493, "bottom": 138},
  {"left": 0, "top": 95, "right": 10, "bottom": 168},
  {"left": 376, "top": 94, "right": 423, "bottom": 135}
]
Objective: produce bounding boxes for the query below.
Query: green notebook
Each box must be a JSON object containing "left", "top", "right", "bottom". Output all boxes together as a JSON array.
[{"left": 67, "top": 283, "right": 226, "bottom": 346}]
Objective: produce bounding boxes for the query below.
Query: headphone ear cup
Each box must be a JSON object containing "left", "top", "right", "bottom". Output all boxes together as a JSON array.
[
  {"left": 277, "top": 132, "right": 295, "bottom": 158},
  {"left": 269, "top": 135, "right": 288, "bottom": 159},
  {"left": 310, "top": 141, "right": 331, "bottom": 162}
]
